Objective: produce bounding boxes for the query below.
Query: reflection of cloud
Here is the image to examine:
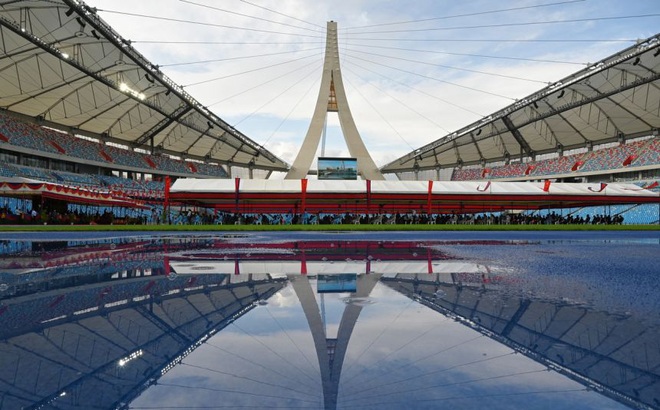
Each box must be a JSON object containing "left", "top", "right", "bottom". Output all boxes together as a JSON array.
[{"left": 268, "top": 285, "right": 298, "bottom": 308}]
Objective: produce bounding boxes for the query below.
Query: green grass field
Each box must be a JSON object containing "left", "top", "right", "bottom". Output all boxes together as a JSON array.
[{"left": 0, "top": 223, "right": 657, "bottom": 232}]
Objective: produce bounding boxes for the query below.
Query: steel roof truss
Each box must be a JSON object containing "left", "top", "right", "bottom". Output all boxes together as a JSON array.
[
  {"left": 35, "top": 78, "right": 95, "bottom": 118},
  {"left": 133, "top": 104, "right": 193, "bottom": 147},
  {"left": 75, "top": 93, "right": 131, "bottom": 129},
  {"left": 502, "top": 115, "right": 534, "bottom": 159},
  {"left": 205, "top": 134, "right": 228, "bottom": 160},
  {"left": 469, "top": 131, "right": 484, "bottom": 163}
]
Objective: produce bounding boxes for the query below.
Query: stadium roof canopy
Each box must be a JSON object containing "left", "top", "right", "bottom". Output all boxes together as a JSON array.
[
  {"left": 381, "top": 33, "right": 660, "bottom": 175},
  {"left": 0, "top": 0, "right": 289, "bottom": 173}
]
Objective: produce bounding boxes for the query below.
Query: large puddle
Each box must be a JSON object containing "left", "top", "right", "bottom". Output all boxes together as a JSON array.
[{"left": 0, "top": 231, "right": 658, "bottom": 409}]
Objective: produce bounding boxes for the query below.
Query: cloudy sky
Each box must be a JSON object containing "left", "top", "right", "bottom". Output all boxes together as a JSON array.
[{"left": 87, "top": 0, "right": 659, "bottom": 169}]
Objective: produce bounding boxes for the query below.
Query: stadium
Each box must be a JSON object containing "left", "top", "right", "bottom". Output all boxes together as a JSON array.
[{"left": 0, "top": 1, "right": 659, "bottom": 225}]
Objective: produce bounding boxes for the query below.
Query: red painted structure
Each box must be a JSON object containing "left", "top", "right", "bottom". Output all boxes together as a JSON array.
[{"left": 170, "top": 178, "right": 660, "bottom": 214}]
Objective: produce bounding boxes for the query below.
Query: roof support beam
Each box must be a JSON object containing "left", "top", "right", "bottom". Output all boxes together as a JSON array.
[
  {"left": 469, "top": 131, "right": 484, "bottom": 163},
  {"left": 183, "top": 123, "right": 213, "bottom": 155},
  {"left": 452, "top": 140, "right": 462, "bottom": 166},
  {"left": 33, "top": 79, "right": 97, "bottom": 118},
  {"left": 5, "top": 73, "right": 89, "bottom": 110},
  {"left": 133, "top": 103, "right": 193, "bottom": 147},
  {"left": 524, "top": 71, "right": 660, "bottom": 131},
  {"left": 502, "top": 115, "right": 534, "bottom": 159},
  {"left": 75, "top": 95, "right": 133, "bottom": 129}
]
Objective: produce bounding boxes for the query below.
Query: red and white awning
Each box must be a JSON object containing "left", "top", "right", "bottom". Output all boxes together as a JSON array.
[
  {"left": 0, "top": 179, "right": 149, "bottom": 209},
  {"left": 170, "top": 178, "right": 660, "bottom": 214}
]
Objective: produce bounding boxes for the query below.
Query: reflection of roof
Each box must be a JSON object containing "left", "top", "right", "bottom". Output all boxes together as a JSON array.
[
  {"left": 0, "top": 1, "right": 287, "bottom": 172},
  {"left": 171, "top": 260, "right": 491, "bottom": 277},
  {"left": 382, "top": 34, "right": 660, "bottom": 174},
  {"left": 0, "top": 241, "right": 153, "bottom": 275},
  {"left": 0, "top": 272, "right": 286, "bottom": 410},
  {"left": 383, "top": 275, "right": 659, "bottom": 410}
]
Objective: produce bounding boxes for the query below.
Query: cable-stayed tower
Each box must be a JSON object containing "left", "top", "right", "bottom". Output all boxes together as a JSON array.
[{"left": 285, "top": 21, "right": 384, "bottom": 180}]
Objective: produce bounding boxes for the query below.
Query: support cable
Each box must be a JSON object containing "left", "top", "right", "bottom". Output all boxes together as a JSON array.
[
  {"left": 341, "top": 334, "right": 485, "bottom": 397},
  {"left": 264, "top": 305, "right": 322, "bottom": 378},
  {"left": 179, "top": 362, "right": 318, "bottom": 397},
  {"left": 151, "top": 381, "right": 320, "bottom": 403},
  {"left": 342, "top": 368, "right": 549, "bottom": 403},
  {"left": 340, "top": 300, "right": 416, "bottom": 380},
  {"left": 231, "top": 60, "right": 323, "bottom": 128},
  {"left": 183, "top": 52, "right": 322, "bottom": 88},
  {"left": 343, "top": 53, "right": 516, "bottom": 100},
  {"left": 341, "top": 73, "right": 416, "bottom": 152},
  {"left": 160, "top": 47, "right": 324, "bottom": 67},
  {"left": 207, "top": 59, "right": 322, "bottom": 108},
  {"left": 342, "top": 64, "right": 452, "bottom": 135},
  {"left": 133, "top": 40, "right": 324, "bottom": 46},
  {"left": 341, "top": 351, "right": 516, "bottom": 399},
  {"left": 343, "top": 48, "right": 557, "bottom": 84},
  {"left": 260, "top": 69, "right": 322, "bottom": 150},
  {"left": 345, "top": 14, "right": 660, "bottom": 35},
  {"left": 230, "top": 322, "right": 319, "bottom": 384},
  {"left": 340, "top": 317, "right": 451, "bottom": 388},
  {"left": 204, "top": 342, "right": 319, "bottom": 392},
  {"left": 340, "top": 388, "right": 588, "bottom": 409},
  {"left": 96, "top": 9, "right": 325, "bottom": 38},
  {"left": 342, "top": 57, "right": 485, "bottom": 118},
  {"left": 344, "top": 0, "right": 587, "bottom": 29},
  {"left": 340, "top": 37, "right": 641, "bottom": 44},
  {"left": 179, "top": 0, "right": 323, "bottom": 33},
  {"left": 343, "top": 43, "right": 587, "bottom": 66},
  {"left": 239, "top": 0, "right": 325, "bottom": 30}
]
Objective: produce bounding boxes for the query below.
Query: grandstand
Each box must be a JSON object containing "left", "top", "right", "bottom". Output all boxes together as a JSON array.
[
  {"left": 0, "top": 109, "right": 229, "bottom": 181},
  {"left": 450, "top": 136, "right": 660, "bottom": 182}
]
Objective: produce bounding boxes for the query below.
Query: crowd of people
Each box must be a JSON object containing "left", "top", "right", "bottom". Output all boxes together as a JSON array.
[
  {"left": 169, "top": 209, "right": 626, "bottom": 226},
  {"left": 0, "top": 199, "right": 629, "bottom": 226},
  {"left": 0, "top": 205, "right": 155, "bottom": 225}
]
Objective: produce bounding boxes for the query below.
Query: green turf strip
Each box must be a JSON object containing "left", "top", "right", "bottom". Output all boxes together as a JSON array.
[{"left": 0, "top": 224, "right": 657, "bottom": 232}]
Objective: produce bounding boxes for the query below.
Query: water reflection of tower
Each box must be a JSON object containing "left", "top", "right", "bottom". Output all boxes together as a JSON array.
[{"left": 289, "top": 273, "right": 382, "bottom": 410}]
